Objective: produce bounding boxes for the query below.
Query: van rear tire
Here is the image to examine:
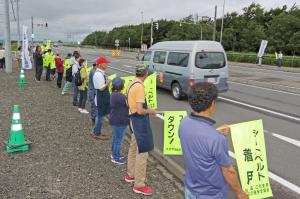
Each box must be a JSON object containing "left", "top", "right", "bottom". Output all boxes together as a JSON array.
[{"left": 171, "top": 82, "right": 183, "bottom": 100}]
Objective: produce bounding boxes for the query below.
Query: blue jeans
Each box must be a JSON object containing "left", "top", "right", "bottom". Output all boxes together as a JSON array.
[
  {"left": 111, "top": 126, "right": 127, "bottom": 160},
  {"left": 88, "top": 90, "right": 97, "bottom": 121},
  {"left": 72, "top": 77, "right": 79, "bottom": 106},
  {"left": 185, "top": 187, "right": 197, "bottom": 199},
  {"left": 78, "top": 90, "right": 87, "bottom": 109},
  {"left": 93, "top": 114, "right": 104, "bottom": 136},
  {"left": 62, "top": 77, "right": 72, "bottom": 94}
]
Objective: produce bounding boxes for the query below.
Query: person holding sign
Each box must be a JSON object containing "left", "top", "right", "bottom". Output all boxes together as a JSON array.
[
  {"left": 179, "top": 82, "right": 247, "bottom": 199},
  {"left": 92, "top": 56, "right": 112, "bottom": 140},
  {"left": 124, "top": 64, "right": 158, "bottom": 196}
]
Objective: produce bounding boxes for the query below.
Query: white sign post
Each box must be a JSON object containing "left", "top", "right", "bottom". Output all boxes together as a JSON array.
[
  {"left": 22, "top": 26, "right": 32, "bottom": 70},
  {"left": 257, "top": 40, "right": 268, "bottom": 66}
]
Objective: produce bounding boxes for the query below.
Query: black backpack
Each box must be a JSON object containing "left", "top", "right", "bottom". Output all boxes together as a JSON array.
[
  {"left": 66, "top": 67, "right": 73, "bottom": 82},
  {"left": 75, "top": 68, "right": 83, "bottom": 86}
]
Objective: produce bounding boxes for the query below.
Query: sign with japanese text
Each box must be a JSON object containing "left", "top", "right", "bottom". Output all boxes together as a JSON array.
[
  {"left": 231, "top": 120, "right": 273, "bottom": 199},
  {"left": 108, "top": 74, "right": 117, "bottom": 93},
  {"left": 163, "top": 111, "right": 187, "bottom": 155},
  {"left": 121, "top": 76, "right": 135, "bottom": 95},
  {"left": 21, "top": 26, "right": 32, "bottom": 69},
  {"left": 144, "top": 73, "right": 157, "bottom": 109}
]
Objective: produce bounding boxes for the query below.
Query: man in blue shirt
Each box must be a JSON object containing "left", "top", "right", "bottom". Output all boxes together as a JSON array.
[{"left": 179, "top": 82, "right": 248, "bottom": 199}]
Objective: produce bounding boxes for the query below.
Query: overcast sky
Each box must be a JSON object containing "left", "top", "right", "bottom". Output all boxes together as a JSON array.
[{"left": 0, "top": 0, "right": 298, "bottom": 42}]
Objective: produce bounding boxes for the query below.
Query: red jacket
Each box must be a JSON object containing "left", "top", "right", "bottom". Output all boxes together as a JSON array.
[{"left": 55, "top": 57, "right": 64, "bottom": 73}]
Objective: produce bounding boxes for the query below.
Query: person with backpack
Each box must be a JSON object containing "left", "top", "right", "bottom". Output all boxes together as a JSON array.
[
  {"left": 92, "top": 56, "right": 111, "bottom": 140},
  {"left": 109, "top": 77, "right": 129, "bottom": 165},
  {"left": 71, "top": 51, "right": 81, "bottom": 106},
  {"left": 77, "top": 58, "right": 89, "bottom": 114},
  {"left": 55, "top": 53, "right": 64, "bottom": 88},
  {"left": 62, "top": 53, "right": 72, "bottom": 95}
]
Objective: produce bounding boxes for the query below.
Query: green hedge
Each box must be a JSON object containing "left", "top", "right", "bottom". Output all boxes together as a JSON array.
[{"left": 227, "top": 52, "right": 300, "bottom": 68}]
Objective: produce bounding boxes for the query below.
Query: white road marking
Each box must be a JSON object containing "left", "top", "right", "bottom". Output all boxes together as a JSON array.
[
  {"left": 219, "top": 97, "right": 300, "bottom": 123},
  {"left": 229, "top": 65, "right": 300, "bottom": 78},
  {"left": 110, "top": 64, "right": 300, "bottom": 194},
  {"left": 123, "top": 65, "right": 133, "bottom": 68},
  {"left": 228, "top": 81, "right": 300, "bottom": 97},
  {"left": 112, "top": 64, "right": 300, "bottom": 97},
  {"left": 265, "top": 130, "right": 300, "bottom": 148},
  {"left": 109, "top": 65, "right": 134, "bottom": 74},
  {"left": 229, "top": 151, "right": 300, "bottom": 195}
]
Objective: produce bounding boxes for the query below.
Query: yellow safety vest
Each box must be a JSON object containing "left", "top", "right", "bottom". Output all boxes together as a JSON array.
[
  {"left": 63, "top": 58, "right": 71, "bottom": 75},
  {"left": 50, "top": 53, "right": 56, "bottom": 69},
  {"left": 43, "top": 53, "right": 50, "bottom": 68}
]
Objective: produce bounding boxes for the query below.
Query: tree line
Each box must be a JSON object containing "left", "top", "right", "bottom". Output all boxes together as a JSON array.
[{"left": 82, "top": 3, "right": 300, "bottom": 56}]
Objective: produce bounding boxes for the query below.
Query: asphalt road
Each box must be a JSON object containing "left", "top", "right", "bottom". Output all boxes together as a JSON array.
[{"left": 58, "top": 46, "right": 300, "bottom": 198}]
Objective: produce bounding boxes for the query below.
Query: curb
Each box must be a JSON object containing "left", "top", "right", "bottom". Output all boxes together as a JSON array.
[
  {"left": 124, "top": 133, "right": 185, "bottom": 189},
  {"left": 229, "top": 62, "right": 300, "bottom": 73}
]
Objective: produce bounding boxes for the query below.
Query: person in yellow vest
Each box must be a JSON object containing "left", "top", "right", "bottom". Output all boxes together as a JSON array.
[
  {"left": 77, "top": 58, "right": 89, "bottom": 114},
  {"left": 62, "top": 53, "right": 72, "bottom": 95},
  {"left": 41, "top": 44, "right": 46, "bottom": 53},
  {"left": 49, "top": 51, "right": 56, "bottom": 80},
  {"left": 43, "top": 49, "right": 52, "bottom": 81}
]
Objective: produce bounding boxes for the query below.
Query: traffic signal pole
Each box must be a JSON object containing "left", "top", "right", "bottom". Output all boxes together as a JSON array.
[
  {"left": 31, "top": 16, "right": 34, "bottom": 44},
  {"left": 4, "top": 0, "right": 13, "bottom": 73}
]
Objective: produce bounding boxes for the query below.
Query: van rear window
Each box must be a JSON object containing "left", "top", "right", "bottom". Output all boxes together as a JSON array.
[
  {"left": 195, "top": 52, "right": 225, "bottom": 69},
  {"left": 167, "top": 52, "right": 189, "bottom": 67}
]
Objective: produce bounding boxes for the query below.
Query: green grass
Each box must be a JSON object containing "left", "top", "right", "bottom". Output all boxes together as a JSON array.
[{"left": 227, "top": 52, "right": 300, "bottom": 68}]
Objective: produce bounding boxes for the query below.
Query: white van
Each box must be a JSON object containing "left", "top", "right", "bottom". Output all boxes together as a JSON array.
[{"left": 142, "top": 40, "right": 229, "bottom": 99}]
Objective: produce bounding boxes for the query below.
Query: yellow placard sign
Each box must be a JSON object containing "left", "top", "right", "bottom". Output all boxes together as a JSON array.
[
  {"left": 163, "top": 111, "right": 187, "bottom": 155},
  {"left": 231, "top": 120, "right": 273, "bottom": 199},
  {"left": 144, "top": 73, "right": 157, "bottom": 109}
]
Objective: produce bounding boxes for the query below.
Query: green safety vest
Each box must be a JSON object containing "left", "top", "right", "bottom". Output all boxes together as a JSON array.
[
  {"left": 63, "top": 58, "right": 71, "bottom": 75},
  {"left": 43, "top": 53, "right": 50, "bottom": 68},
  {"left": 50, "top": 53, "right": 56, "bottom": 69}
]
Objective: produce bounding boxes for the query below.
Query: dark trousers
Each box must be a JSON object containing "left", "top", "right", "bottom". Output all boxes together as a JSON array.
[
  {"left": 78, "top": 90, "right": 87, "bottom": 109},
  {"left": 72, "top": 77, "right": 79, "bottom": 106},
  {"left": 57, "top": 72, "right": 63, "bottom": 88},
  {"left": 51, "top": 68, "right": 56, "bottom": 75},
  {"left": 35, "top": 64, "right": 43, "bottom": 81},
  {"left": 278, "top": 59, "right": 283, "bottom": 67},
  {"left": 45, "top": 67, "right": 51, "bottom": 81},
  {"left": 0, "top": 58, "right": 5, "bottom": 69}
]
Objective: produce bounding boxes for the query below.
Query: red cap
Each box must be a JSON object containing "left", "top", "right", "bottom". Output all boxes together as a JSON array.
[{"left": 96, "top": 56, "right": 110, "bottom": 65}]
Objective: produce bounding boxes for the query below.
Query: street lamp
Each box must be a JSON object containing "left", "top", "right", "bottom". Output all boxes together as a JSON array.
[
  {"left": 140, "top": 11, "right": 144, "bottom": 49},
  {"left": 220, "top": 0, "right": 226, "bottom": 44}
]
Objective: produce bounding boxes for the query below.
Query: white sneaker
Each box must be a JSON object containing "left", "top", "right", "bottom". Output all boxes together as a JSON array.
[
  {"left": 80, "top": 109, "right": 89, "bottom": 114},
  {"left": 78, "top": 108, "right": 83, "bottom": 112},
  {"left": 61, "top": 92, "right": 65, "bottom": 95}
]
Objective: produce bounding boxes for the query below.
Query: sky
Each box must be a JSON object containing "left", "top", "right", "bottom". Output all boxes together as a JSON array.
[{"left": 0, "top": 0, "right": 298, "bottom": 42}]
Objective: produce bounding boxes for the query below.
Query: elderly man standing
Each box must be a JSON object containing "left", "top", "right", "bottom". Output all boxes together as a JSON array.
[
  {"left": 92, "top": 56, "right": 111, "bottom": 140},
  {"left": 179, "top": 82, "right": 248, "bottom": 199},
  {"left": 124, "top": 64, "right": 157, "bottom": 196}
]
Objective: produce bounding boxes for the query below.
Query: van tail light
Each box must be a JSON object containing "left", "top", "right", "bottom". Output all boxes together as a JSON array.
[{"left": 189, "top": 79, "right": 195, "bottom": 86}]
